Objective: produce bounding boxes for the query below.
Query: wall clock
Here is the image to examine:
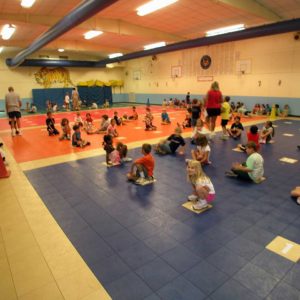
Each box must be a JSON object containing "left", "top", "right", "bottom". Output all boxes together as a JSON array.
[{"left": 200, "top": 55, "right": 211, "bottom": 69}]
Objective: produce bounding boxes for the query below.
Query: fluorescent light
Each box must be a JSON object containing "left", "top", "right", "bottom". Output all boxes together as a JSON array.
[
  {"left": 58, "top": 48, "right": 65, "bottom": 52},
  {"left": 1, "top": 24, "right": 16, "bottom": 40},
  {"left": 84, "top": 30, "right": 103, "bottom": 40},
  {"left": 108, "top": 53, "right": 123, "bottom": 59},
  {"left": 21, "top": 0, "right": 36, "bottom": 8},
  {"left": 137, "top": 0, "right": 178, "bottom": 16},
  {"left": 106, "top": 64, "right": 114, "bottom": 68},
  {"left": 144, "top": 41, "right": 166, "bottom": 50},
  {"left": 0, "top": 47, "right": 3, "bottom": 53},
  {"left": 206, "top": 24, "right": 245, "bottom": 37}
]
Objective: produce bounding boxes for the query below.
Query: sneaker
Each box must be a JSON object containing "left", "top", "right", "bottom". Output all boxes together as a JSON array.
[
  {"left": 225, "top": 171, "right": 238, "bottom": 178},
  {"left": 11, "top": 131, "right": 16, "bottom": 137},
  {"left": 135, "top": 177, "right": 154, "bottom": 185},
  {"left": 122, "top": 157, "right": 132, "bottom": 162},
  {"left": 135, "top": 178, "right": 147, "bottom": 185},
  {"left": 193, "top": 201, "right": 208, "bottom": 210},
  {"left": 17, "top": 130, "right": 22, "bottom": 136},
  {"left": 188, "top": 194, "right": 198, "bottom": 201}
]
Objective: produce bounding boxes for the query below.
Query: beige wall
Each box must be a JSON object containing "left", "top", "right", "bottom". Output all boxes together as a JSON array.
[
  {"left": 1, "top": 32, "right": 300, "bottom": 100},
  {"left": 123, "top": 32, "right": 300, "bottom": 98}
]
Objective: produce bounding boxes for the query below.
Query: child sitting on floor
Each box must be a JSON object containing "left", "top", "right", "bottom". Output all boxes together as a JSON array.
[
  {"left": 128, "top": 106, "right": 138, "bottom": 120},
  {"left": 46, "top": 112, "right": 59, "bottom": 136},
  {"left": 182, "top": 109, "right": 192, "bottom": 129},
  {"left": 107, "top": 119, "right": 119, "bottom": 137},
  {"left": 228, "top": 116, "right": 244, "bottom": 139},
  {"left": 291, "top": 186, "right": 300, "bottom": 205},
  {"left": 259, "top": 121, "right": 274, "bottom": 144},
  {"left": 74, "top": 111, "right": 83, "bottom": 127},
  {"left": 72, "top": 125, "right": 90, "bottom": 148},
  {"left": 191, "top": 134, "right": 211, "bottom": 165},
  {"left": 0, "top": 142, "right": 6, "bottom": 163},
  {"left": 155, "top": 126, "right": 185, "bottom": 155},
  {"left": 103, "top": 134, "right": 121, "bottom": 166},
  {"left": 59, "top": 118, "right": 71, "bottom": 140},
  {"left": 225, "top": 141, "right": 264, "bottom": 183},
  {"left": 96, "top": 115, "right": 110, "bottom": 133},
  {"left": 113, "top": 111, "right": 123, "bottom": 126},
  {"left": 144, "top": 107, "right": 157, "bottom": 131},
  {"left": 239, "top": 125, "right": 260, "bottom": 152},
  {"left": 127, "top": 143, "right": 155, "bottom": 185},
  {"left": 84, "top": 113, "right": 94, "bottom": 134},
  {"left": 186, "top": 159, "right": 215, "bottom": 210},
  {"left": 161, "top": 109, "right": 171, "bottom": 124},
  {"left": 191, "top": 119, "right": 211, "bottom": 143}
]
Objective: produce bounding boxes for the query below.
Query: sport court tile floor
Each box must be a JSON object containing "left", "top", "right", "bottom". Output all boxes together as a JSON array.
[{"left": 25, "top": 119, "right": 300, "bottom": 300}]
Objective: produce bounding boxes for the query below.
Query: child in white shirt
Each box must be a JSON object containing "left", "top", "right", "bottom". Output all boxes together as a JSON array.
[{"left": 186, "top": 159, "right": 215, "bottom": 210}]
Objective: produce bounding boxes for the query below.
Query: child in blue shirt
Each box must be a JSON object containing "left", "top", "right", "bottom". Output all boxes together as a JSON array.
[
  {"left": 72, "top": 125, "right": 90, "bottom": 148},
  {"left": 161, "top": 109, "right": 171, "bottom": 124}
]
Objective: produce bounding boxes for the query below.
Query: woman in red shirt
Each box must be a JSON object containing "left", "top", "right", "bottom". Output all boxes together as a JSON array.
[{"left": 204, "top": 81, "right": 223, "bottom": 133}]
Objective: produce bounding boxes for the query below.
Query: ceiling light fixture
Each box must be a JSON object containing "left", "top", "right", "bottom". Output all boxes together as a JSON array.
[
  {"left": 1, "top": 24, "right": 16, "bottom": 40},
  {"left": 106, "top": 63, "right": 114, "bottom": 68},
  {"left": 58, "top": 48, "right": 65, "bottom": 52},
  {"left": 108, "top": 53, "right": 123, "bottom": 59},
  {"left": 137, "top": 0, "right": 178, "bottom": 16},
  {"left": 21, "top": 0, "right": 36, "bottom": 8},
  {"left": 144, "top": 41, "right": 166, "bottom": 50},
  {"left": 84, "top": 30, "right": 103, "bottom": 40},
  {"left": 206, "top": 24, "right": 245, "bottom": 37}
]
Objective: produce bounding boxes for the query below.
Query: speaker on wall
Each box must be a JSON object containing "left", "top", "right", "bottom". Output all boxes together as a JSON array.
[{"left": 294, "top": 32, "right": 300, "bottom": 40}]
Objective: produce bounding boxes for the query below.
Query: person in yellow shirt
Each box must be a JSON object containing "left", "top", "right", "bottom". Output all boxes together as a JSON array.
[{"left": 220, "top": 96, "right": 231, "bottom": 140}]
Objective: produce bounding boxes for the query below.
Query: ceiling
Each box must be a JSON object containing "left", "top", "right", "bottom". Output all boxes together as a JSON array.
[{"left": 0, "top": 0, "right": 300, "bottom": 61}]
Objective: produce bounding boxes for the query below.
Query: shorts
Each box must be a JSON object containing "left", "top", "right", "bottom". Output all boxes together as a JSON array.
[
  {"left": 206, "top": 108, "right": 221, "bottom": 117},
  {"left": 158, "top": 142, "right": 172, "bottom": 154},
  {"left": 221, "top": 119, "right": 229, "bottom": 126},
  {"left": 8, "top": 111, "right": 21, "bottom": 119},
  {"left": 206, "top": 193, "right": 215, "bottom": 203}
]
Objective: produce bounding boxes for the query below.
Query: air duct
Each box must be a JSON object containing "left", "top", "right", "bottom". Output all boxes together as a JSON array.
[
  {"left": 95, "top": 18, "right": 300, "bottom": 67},
  {"left": 6, "top": 0, "right": 118, "bottom": 67}
]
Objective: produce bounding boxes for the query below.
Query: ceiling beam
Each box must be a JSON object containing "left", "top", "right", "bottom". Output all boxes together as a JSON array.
[
  {"left": 0, "top": 14, "right": 184, "bottom": 42},
  {"left": 216, "top": 0, "right": 282, "bottom": 21}
]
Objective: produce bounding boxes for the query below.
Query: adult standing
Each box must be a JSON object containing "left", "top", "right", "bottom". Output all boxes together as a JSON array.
[
  {"left": 204, "top": 81, "right": 223, "bottom": 133},
  {"left": 5, "top": 86, "right": 22, "bottom": 136},
  {"left": 186, "top": 92, "right": 191, "bottom": 106},
  {"left": 72, "top": 87, "right": 79, "bottom": 111}
]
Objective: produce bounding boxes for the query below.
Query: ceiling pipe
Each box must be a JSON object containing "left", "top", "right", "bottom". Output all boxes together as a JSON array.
[
  {"left": 6, "top": 0, "right": 118, "bottom": 67},
  {"left": 18, "top": 59, "right": 96, "bottom": 67},
  {"left": 95, "top": 18, "right": 300, "bottom": 67},
  {"left": 11, "top": 18, "right": 300, "bottom": 68}
]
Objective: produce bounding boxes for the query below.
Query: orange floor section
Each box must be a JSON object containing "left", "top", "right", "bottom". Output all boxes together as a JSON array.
[{"left": 0, "top": 106, "right": 266, "bottom": 163}]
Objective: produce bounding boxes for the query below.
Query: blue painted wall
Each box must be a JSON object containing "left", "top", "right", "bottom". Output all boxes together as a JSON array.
[
  {"left": 0, "top": 98, "right": 33, "bottom": 111},
  {"left": 112, "top": 93, "right": 300, "bottom": 116},
  {"left": 1, "top": 94, "right": 299, "bottom": 116}
]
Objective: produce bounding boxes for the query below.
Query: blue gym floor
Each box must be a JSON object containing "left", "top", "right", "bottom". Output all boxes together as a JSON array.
[{"left": 25, "top": 119, "right": 300, "bottom": 300}]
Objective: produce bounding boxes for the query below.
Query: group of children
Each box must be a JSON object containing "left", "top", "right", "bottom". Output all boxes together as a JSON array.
[{"left": 41, "top": 99, "right": 293, "bottom": 210}]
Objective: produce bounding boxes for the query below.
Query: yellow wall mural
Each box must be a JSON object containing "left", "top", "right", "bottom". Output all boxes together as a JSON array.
[{"left": 34, "top": 67, "right": 74, "bottom": 88}]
